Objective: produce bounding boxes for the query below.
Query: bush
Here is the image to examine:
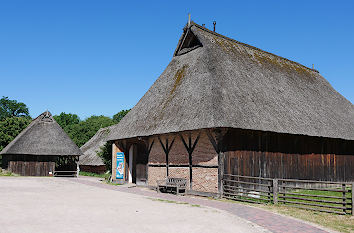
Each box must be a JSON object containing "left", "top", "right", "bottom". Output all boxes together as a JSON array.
[{"left": 97, "top": 141, "right": 113, "bottom": 172}]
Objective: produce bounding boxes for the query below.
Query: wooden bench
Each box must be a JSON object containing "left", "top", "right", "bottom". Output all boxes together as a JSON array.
[{"left": 157, "top": 177, "right": 187, "bottom": 195}]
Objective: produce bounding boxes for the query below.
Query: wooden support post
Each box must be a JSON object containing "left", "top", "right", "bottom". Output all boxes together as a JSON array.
[
  {"left": 111, "top": 142, "right": 117, "bottom": 182},
  {"left": 188, "top": 134, "right": 192, "bottom": 190},
  {"left": 166, "top": 138, "right": 169, "bottom": 177},
  {"left": 145, "top": 139, "right": 154, "bottom": 184},
  {"left": 219, "top": 152, "right": 224, "bottom": 197},
  {"left": 206, "top": 128, "right": 227, "bottom": 198},
  {"left": 180, "top": 132, "right": 200, "bottom": 191},
  {"left": 352, "top": 183, "right": 354, "bottom": 216},
  {"left": 273, "top": 179, "right": 278, "bottom": 204},
  {"left": 158, "top": 136, "right": 175, "bottom": 178}
]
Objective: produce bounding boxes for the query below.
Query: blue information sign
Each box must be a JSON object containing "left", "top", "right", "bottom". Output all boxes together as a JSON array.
[{"left": 116, "top": 152, "right": 124, "bottom": 179}]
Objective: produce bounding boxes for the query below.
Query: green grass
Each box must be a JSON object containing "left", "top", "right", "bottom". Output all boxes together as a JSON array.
[
  {"left": 260, "top": 203, "right": 353, "bottom": 233},
  {"left": 276, "top": 187, "right": 352, "bottom": 215},
  {"left": 219, "top": 197, "right": 354, "bottom": 232},
  {"left": 221, "top": 186, "right": 353, "bottom": 232},
  {"left": 79, "top": 171, "right": 106, "bottom": 178},
  {"left": 0, "top": 169, "right": 17, "bottom": 176},
  {"left": 224, "top": 186, "right": 352, "bottom": 212}
]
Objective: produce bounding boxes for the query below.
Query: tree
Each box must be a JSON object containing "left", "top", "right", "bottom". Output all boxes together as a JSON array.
[
  {"left": 64, "top": 115, "right": 115, "bottom": 147},
  {"left": 0, "top": 97, "right": 30, "bottom": 121},
  {"left": 0, "top": 117, "right": 32, "bottom": 151},
  {"left": 113, "top": 109, "right": 130, "bottom": 123},
  {"left": 97, "top": 141, "right": 113, "bottom": 172},
  {"left": 53, "top": 112, "right": 80, "bottom": 129},
  {"left": 0, "top": 117, "right": 32, "bottom": 167}
]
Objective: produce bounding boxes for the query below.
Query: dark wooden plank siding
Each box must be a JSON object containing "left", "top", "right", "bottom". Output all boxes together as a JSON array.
[
  {"left": 8, "top": 161, "right": 55, "bottom": 176},
  {"left": 225, "top": 151, "right": 352, "bottom": 182},
  {"left": 223, "top": 128, "right": 354, "bottom": 182}
]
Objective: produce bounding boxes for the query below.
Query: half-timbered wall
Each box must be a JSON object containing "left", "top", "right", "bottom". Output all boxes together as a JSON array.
[{"left": 147, "top": 131, "right": 218, "bottom": 193}]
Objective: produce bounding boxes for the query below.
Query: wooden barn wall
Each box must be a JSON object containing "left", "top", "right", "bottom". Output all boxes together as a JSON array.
[
  {"left": 147, "top": 131, "right": 218, "bottom": 193},
  {"left": 2, "top": 154, "right": 58, "bottom": 169},
  {"left": 8, "top": 161, "right": 55, "bottom": 176},
  {"left": 79, "top": 165, "right": 106, "bottom": 174},
  {"left": 223, "top": 129, "right": 354, "bottom": 182}
]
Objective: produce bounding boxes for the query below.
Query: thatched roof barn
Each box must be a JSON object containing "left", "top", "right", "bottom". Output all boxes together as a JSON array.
[
  {"left": 1, "top": 111, "right": 82, "bottom": 176},
  {"left": 79, "top": 126, "right": 112, "bottom": 174},
  {"left": 109, "top": 22, "right": 354, "bottom": 141},
  {"left": 107, "top": 21, "right": 354, "bottom": 193}
]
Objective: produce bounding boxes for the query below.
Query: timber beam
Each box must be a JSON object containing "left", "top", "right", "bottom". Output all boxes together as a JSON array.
[
  {"left": 158, "top": 136, "right": 175, "bottom": 177},
  {"left": 205, "top": 128, "right": 228, "bottom": 197},
  {"left": 179, "top": 132, "right": 201, "bottom": 190}
]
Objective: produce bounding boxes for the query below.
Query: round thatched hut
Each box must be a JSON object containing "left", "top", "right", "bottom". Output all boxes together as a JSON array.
[{"left": 0, "top": 111, "right": 82, "bottom": 176}]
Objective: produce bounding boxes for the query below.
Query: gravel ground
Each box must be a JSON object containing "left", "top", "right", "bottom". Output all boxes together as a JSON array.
[{"left": 0, "top": 177, "right": 267, "bottom": 233}]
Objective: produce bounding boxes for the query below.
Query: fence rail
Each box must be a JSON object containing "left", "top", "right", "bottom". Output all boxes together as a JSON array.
[
  {"left": 222, "top": 174, "right": 274, "bottom": 204},
  {"left": 54, "top": 170, "right": 78, "bottom": 177},
  {"left": 222, "top": 174, "right": 353, "bottom": 215}
]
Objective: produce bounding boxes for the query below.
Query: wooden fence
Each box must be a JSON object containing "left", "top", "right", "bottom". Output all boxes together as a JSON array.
[
  {"left": 222, "top": 174, "right": 353, "bottom": 215},
  {"left": 222, "top": 174, "right": 275, "bottom": 204}
]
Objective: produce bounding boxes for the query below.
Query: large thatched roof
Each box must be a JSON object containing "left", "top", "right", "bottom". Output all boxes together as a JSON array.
[
  {"left": 0, "top": 111, "right": 82, "bottom": 156},
  {"left": 108, "top": 21, "right": 354, "bottom": 141},
  {"left": 79, "top": 126, "right": 112, "bottom": 166}
]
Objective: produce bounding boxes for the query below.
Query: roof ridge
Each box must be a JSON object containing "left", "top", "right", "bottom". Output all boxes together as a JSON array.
[{"left": 189, "top": 21, "right": 319, "bottom": 74}]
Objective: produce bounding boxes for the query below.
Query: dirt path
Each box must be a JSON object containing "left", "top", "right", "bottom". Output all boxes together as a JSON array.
[
  {"left": 0, "top": 177, "right": 268, "bottom": 233},
  {"left": 73, "top": 176, "right": 332, "bottom": 233}
]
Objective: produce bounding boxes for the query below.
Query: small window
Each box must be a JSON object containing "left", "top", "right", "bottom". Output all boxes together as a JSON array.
[{"left": 175, "top": 29, "right": 202, "bottom": 56}]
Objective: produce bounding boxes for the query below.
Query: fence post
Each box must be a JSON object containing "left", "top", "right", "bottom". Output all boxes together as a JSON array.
[
  {"left": 273, "top": 179, "right": 278, "bottom": 204},
  {"left": 352, "top": 183, "right": 354, "bottom": 216},
  {"left": 342, "top": 184, "right": 347, "bottom": 215}
]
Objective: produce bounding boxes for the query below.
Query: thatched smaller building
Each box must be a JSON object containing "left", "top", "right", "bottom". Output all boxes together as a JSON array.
[
  {"left": 79, "top": 126, "right": 111, "bottom": 174},
  {"left": 0, "top": 111, "right": 82, "bottom": 176}
]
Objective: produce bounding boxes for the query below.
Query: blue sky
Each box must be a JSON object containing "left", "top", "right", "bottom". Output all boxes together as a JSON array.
[{"left": 0, "top": 0, "right": 353, "bottom": 119}]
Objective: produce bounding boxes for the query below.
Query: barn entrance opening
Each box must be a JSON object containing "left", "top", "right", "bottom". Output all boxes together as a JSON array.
[
  {"left": 54, "top": 155, "right": 79, "bottom": 177},
  {"left": 126, "top": 142, "right": 148, "bottom": 185}
]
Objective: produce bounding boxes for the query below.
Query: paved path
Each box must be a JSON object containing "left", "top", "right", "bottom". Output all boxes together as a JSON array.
[
  {"left": 73, "top": 176, "right": 331, "bottom": 233},
  {"left": 0, "top": 176, "right": 267, "bottom": 233}
]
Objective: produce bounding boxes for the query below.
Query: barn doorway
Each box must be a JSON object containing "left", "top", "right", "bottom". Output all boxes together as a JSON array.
[
  {"left": 126, "top": 142, "right": 148, "bottom": 185},
  {"left": 128, "top": 145, "right": 135, "bottom": 183}
]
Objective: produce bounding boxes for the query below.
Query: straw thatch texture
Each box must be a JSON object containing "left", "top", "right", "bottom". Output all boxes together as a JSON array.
[
  {"left": 79, "top": 127, "right": 112, "bottom": 166},
  {"left": 0, "top": 111, "right": 83, "bottom": 156},
  {"left": 108, "top": 22, "right": 354, "bottom": 141}
]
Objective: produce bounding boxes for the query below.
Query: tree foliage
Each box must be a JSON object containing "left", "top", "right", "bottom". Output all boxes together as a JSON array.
[
  {"left": 53, "top": 112, "right": 80, "bottom": 129},
  {"left": 0, "top": 117, "right": 32, "bottom": 152},
  {"left": 64, "top": 115, "right": 115, "bottom": 147},
  {"left": 0, "top": 97, "right": 30, "bottom": 121},
  {"left": 95, "top": 109, "right": 130, "bottom": 171},
  {"left": 97, "top": 141, "right": 113, "bottom": 172},
  {"left": 0, "top": 117, "right": 32, "bottom": 166},
  {"left": 113, "top": 109, "right": 130, "bottom": 123}
]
